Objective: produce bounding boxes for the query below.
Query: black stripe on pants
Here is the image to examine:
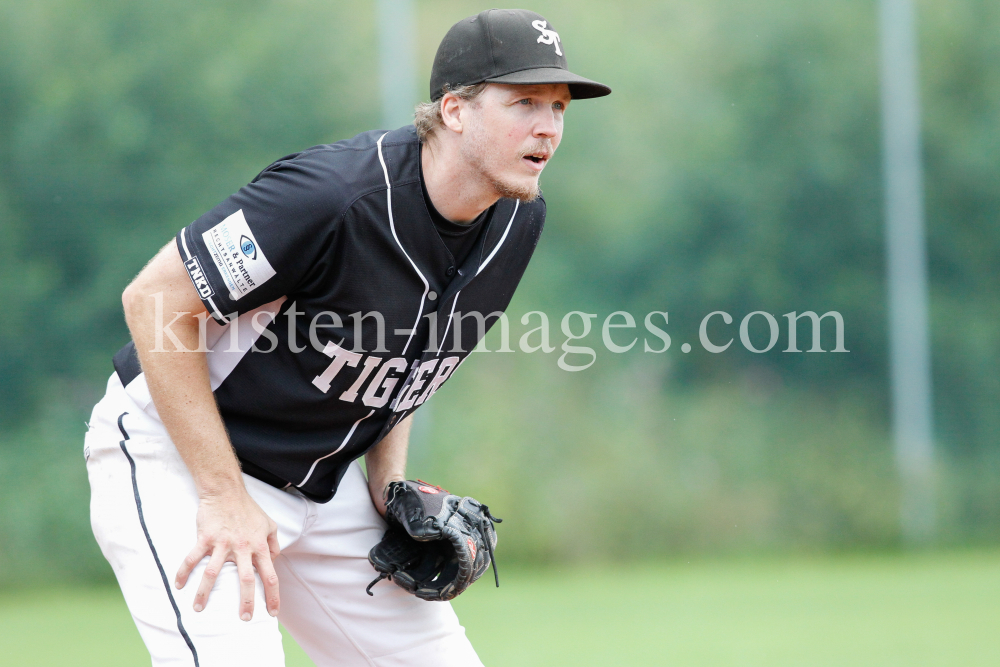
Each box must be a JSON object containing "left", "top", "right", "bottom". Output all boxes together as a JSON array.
[{"left": 118, "top": 412, "right": 201, "bottom": 667}]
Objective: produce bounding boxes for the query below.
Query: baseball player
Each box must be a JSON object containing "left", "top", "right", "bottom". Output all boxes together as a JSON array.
[{"left": 84, "top": 9, "right": 609, "bottom": 666}]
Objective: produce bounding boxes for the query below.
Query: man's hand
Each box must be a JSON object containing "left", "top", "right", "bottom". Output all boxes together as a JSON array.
[{"left": 175, "top": 488, "right": 281, "bottom": 620}]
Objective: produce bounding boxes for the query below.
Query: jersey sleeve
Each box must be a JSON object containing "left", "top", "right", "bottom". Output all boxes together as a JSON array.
[{"left": 175, "top": 151, "right": 344, "bottom": 322}]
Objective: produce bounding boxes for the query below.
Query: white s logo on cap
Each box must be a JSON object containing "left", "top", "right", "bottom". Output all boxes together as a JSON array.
[{"left": 531, "top": 20, "right": 562, "bottom": 56}]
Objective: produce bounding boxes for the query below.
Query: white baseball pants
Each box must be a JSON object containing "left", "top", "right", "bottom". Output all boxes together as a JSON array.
[{"left": 85, "top": 374, "right": 484, "bottom": 667}]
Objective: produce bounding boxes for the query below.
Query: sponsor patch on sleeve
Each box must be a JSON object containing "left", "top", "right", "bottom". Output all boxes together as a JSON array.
[{"left": 201, "top": 209, "right": 276, "bottom": 301}]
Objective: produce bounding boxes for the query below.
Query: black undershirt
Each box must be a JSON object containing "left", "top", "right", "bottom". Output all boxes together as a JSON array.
[{"left": 419, "top": 152, "right": 490, "bottom": 268}]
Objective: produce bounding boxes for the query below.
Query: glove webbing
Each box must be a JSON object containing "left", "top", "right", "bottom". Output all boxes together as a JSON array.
[
  {"left": 366, "top": 571, "right": 392, "bottom": 596},
  {"left": 478, "top": 504, "right": 502, "bottom": 588}
]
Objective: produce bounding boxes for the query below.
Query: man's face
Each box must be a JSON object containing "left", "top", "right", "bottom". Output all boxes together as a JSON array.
[{"left": 459, "top": 83, "right": 570, "bottom": 201}]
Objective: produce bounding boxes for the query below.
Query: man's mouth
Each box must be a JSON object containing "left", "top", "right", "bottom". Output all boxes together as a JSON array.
[{"left": 522, "top": 152, "right": 550, "bottom": 170}]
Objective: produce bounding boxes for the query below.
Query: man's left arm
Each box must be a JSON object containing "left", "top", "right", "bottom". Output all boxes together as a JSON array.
[{"left": 364, "top": 415, "right": 413, "bottom": 516}]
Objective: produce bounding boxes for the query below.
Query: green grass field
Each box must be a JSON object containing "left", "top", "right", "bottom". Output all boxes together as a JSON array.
[{"left": 1, "top": 551, "right": 997, "bottom": 666}]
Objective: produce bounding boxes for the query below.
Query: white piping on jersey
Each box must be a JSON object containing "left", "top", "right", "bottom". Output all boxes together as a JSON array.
[
  {"left": 180, "top": 227, "right": 227, "bottom": 322},
  {"left": 296, "top": 409, "right": 375, "bottom": 488},
  {"left": 437, "top": 291, "right": 460, "bottom": 357},
  {"left": 436, "top": 200, "right": 519, "bottom": 356},
  {"left": 377, "top": 132, "right": 429, "bottom": 356},
  {"left": 477, "top": 199, "right": 518, "bottom": 275}
]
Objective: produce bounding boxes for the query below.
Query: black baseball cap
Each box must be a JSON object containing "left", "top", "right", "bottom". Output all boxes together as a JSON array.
[{"left": 430, "top": 9, "right": 611, "bottom": 101}]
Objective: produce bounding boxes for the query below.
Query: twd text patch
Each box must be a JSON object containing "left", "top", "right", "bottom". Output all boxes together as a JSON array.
[
  {"left": 184, "top": 256, "right": 214, "bottom": 298},
  {"left": 202, "top": 209, "right": 276, "bottom": 301}
]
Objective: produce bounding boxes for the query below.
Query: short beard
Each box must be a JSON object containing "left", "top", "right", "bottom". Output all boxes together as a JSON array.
[
  {"left": 489, "top": 174, "right": 541, "bottom": 202},
  {"left": 492, "top": 140, "right": 553, "bottom": 201},
  {"left": 461, "top": 115, "right": 547, "bottom": 202}
]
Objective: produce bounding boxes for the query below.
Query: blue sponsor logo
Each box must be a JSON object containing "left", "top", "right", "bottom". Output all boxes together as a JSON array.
[{"left": 239, "top": 235, "right": 257, "bottom": 259}]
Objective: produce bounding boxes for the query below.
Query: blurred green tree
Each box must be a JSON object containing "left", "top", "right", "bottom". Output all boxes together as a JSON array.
[{"left": 1, "top": 0, "right": 999, "bottom": 581}]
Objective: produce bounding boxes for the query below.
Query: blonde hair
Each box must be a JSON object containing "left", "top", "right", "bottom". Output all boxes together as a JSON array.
[{"left": 414, "top": 83, "right": 488, "bottom": 142}]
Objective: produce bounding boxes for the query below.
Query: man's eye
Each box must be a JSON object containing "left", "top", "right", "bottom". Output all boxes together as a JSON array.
[
  {"left": 518, "top": 98, "right": 532, "bottom": 105},
  {"left": 553, "top": 102, "right": 565, "bottom": 110}
]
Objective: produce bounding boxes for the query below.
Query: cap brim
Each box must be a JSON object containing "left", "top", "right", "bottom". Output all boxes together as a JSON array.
[{"left": 485, "top": 67, "right": 611, "bottom": 99}]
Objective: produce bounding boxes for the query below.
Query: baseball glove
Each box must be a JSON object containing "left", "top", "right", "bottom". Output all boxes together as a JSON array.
[{"left": 366, "top": 480, "right": 502, "bottom": 601}]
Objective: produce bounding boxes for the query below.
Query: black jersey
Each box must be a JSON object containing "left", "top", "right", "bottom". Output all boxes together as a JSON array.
[
  {"left": 113, "top": 125, "right": 545, "bottom": 501},
  {"left": 420, "top": 159, "right": 489, "bottom": 265}
]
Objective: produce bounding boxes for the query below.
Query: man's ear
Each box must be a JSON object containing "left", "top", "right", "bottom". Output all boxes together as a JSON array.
[{"left": 440, "top": 93, "right": 464, "bottom": 134}]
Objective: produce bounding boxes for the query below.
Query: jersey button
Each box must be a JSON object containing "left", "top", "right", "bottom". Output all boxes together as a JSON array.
[{"left": 446, "top": 266, "right": 455, "bottom": 277}]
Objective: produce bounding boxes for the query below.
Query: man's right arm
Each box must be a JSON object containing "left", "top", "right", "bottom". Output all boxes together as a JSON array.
[{"left": 122, "top": 240, "right": 280, "bottom": 621}]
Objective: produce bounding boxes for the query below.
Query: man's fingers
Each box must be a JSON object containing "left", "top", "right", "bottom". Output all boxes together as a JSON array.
[
  {"left": 267, "top": 530, "right": 280, "bottom": 560},
  {"left": 236, "top": 550, "right": 257, "bottom": 621},
  {"left": 175, "top": 542, "right": 209, "bottom": 590},
  {"left": 254, "top": 550, "right": 280, "bottom": 617},
  {"left": 193, "top": 550, "right": 227, "bottom": 612},
  {"left": 184, "top": 495, "right": 279, "bottom": 620}
]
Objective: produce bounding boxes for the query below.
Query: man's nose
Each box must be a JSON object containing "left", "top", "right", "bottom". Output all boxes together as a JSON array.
[{"left": 532, "top": 108, "right": 560, "bottom": 138}]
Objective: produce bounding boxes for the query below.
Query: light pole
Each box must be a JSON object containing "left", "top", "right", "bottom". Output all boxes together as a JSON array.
[
  {"left": 878, "top": 0, "right": 935, "bottom": 542},
  {"left": 377, "top": 0, "right": 433, "bottom": 466},
  {"left": 376, "top": 0, "right": 418, "bottom": 129}
]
